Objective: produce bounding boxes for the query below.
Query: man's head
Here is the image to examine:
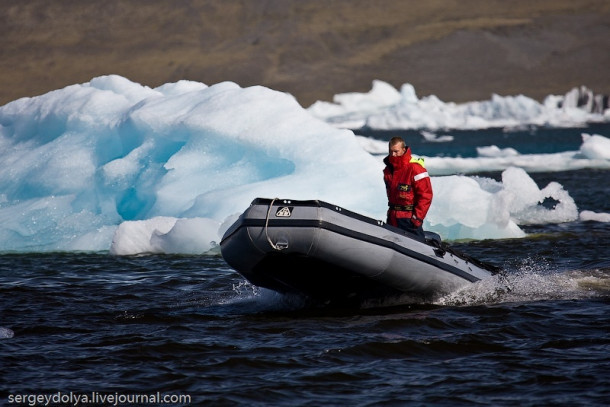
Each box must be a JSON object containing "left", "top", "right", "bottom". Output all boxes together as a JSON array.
[{"left": 389, "top": 137, "right": 406, "bottom": 157}]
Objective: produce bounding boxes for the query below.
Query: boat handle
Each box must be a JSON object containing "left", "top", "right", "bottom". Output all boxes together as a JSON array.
[{"left": 265, "top": 197, "right": 286, "bottom": 251}]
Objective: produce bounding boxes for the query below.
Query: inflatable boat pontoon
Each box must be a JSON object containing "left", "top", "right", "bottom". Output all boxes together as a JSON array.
[{"left": 220, "top": 198, "right": 500, "bottom": 303}]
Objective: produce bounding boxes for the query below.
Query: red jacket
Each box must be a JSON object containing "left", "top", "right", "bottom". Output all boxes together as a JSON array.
[{"left": 383, "top": 147, "right": 433, "bottom": 227}]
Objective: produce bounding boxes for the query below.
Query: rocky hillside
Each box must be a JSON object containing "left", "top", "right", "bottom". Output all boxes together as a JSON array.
[{"left": 1, "top": 0, "right": 609, "bottom": 107}]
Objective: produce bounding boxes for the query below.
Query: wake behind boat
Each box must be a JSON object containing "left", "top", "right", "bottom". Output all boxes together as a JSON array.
[{"left": 220, "top": 198, "right": 500, "bottom": 304}]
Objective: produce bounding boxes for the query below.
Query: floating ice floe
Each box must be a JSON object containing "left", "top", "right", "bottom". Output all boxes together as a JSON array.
[
  {"left": 0, "top": 326, "right": 14, "bottom": 339},
  {"left": 308, "top": 80, "right": 610, "bottom": 130},
  {"left": 580, "top": 211, "right": 610, "bottom": 223}
]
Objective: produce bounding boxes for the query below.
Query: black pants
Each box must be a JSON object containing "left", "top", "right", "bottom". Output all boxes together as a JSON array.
[{"left": 397, "top": 218, "right": 425, "bottom": 239}]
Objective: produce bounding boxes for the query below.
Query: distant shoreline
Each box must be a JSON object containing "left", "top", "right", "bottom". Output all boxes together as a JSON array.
[{"left": 2, "top": 0, "right": 609, "bottom": 107}]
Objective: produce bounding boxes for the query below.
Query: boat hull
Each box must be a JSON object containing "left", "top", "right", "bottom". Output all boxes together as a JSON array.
[{"left": 220, "top": 198, "right": 498, "bottom": 303}]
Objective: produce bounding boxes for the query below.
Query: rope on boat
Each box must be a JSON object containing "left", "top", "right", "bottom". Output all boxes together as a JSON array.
[{"left": 265, "top": 198, "right": 284, "bottom": 251}]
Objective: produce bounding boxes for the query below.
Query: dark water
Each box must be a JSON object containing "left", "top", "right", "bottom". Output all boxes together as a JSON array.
[
  {"left": 356, "top": 122, "right": 610, "bottom": 157},
  {"left": 2, "top": 127, "right": 610, "bottom": 406}
]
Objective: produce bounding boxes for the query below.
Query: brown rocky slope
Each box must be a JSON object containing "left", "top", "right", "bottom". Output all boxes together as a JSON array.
[{"left": 1, "top": 0, "right": 609, "bottom": 107}]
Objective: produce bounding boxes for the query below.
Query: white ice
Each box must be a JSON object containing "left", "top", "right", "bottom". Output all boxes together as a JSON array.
[
  {"left": 309, "top": 80, "right": 610, "bottom": 130},
  {"left": 358, "top": 133, "right": 610, "bottom": 175},
  {"left": 580, "top": 211, "right": 610, "bottom": 223},
  {"left": 0, "top": 75, "right": 606, "bottom": 254},
  {"left": 0, "top": 326, "right": 14, "bottom": 339}
]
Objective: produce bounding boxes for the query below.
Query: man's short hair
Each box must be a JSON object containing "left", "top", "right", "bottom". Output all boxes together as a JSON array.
[{"left": 389, "top": 137, "right": 406, "bottom": 149}]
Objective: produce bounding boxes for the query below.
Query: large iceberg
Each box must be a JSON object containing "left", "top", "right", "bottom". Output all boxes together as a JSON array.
[{"left": 0, "top": 75, "right": 588, "bottom": 254}]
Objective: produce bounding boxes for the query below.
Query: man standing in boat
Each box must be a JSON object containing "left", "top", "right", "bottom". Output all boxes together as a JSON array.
[{"left": 383, "top": 137, "right": 433, "bottom": 238}]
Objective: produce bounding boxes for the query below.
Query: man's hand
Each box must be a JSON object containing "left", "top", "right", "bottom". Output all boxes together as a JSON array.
[{"left": 411, "top": 215, "right": 422, "bottom": 228}]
